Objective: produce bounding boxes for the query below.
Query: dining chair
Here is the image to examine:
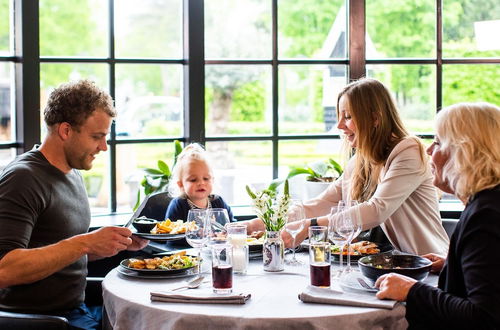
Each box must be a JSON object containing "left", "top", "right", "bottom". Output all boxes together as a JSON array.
[
  {"left": 138, "top": 191, "right": 172, "bottom": 221},
  {"left": 442, "top": 218, "right": 458, "bottom": 238},
  {"left": 0, "top": 310, "right": 70, "bottom": 330}
]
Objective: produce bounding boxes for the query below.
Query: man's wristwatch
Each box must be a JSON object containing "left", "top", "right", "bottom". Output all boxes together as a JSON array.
[{"left": 310, "top": 218, "right": 318, "bottom": 226}]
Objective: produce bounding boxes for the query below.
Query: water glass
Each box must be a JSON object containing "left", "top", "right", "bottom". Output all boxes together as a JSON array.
[
  {"left": 211, "top": 244, "right": 233, "bottom": 294},
  {"left": 309, "top": 242, "right": 331, "bottom": 288},
  {"left": 207, "top": 208, "right": 230, "bottom": 244},
  {"left": 227, "top": 223, "right": 249, "bottom": 274},
  {"left": 309, "top": 226, "right": 328, "bottom": 244}
]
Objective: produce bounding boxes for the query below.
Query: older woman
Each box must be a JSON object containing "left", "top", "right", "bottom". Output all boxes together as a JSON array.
[{"left": 375, "top": 102, "right": 500, "bottom": 329}]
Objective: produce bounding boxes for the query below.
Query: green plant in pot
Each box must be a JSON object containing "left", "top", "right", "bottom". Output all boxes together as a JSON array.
[
  {"left": 286, "top": 158, "right": 343, "bottom": 199},
  {"left": 133, "top": 140, "right": 184, "bottom": 210}
]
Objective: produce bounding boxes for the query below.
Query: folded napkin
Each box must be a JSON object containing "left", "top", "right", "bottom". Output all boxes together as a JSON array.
[
  {"left": 298, "top": 285, "right": 397, "bottom": 309},
  {"left": 151, "top": 290, "right": 251, "bottom": 304}
]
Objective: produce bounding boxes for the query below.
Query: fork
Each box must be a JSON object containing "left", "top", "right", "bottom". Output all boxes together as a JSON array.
[{"left": 357, "top": 277, "right": 378, "bottom": 291}]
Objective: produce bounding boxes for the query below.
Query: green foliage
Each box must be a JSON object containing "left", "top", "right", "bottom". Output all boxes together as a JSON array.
[
  {"left": 287, "top": 158, "right": 343, "bottom": 182},
  {"left": 231, "top": 81, "right": 266, "bottom": 121},
  {"left": 0, "top": 0, "right": 9, "bottom": 50},
  {"left": 134, "top": 140, "right": 183, "bottom": 210}
]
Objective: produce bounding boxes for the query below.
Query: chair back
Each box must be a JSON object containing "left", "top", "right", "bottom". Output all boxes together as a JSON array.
[
  {"left": 442, "top": 218, "right": 458, "bottom": 238},
  {"left": 0, "top": 311, "right": 69, "bottom": 330},
  {"left": 139, "top": 192, "right": 172, "bottom": 221}
]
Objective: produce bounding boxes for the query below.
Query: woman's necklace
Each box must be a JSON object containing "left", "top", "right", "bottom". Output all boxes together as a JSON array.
[{"left": 187, "top": 197, "right": 212, "bottom": 210}]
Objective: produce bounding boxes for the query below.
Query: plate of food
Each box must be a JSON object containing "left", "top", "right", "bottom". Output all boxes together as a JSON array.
[
  {"left": 119, "top": 251, "right": 199, "bottom": 275},
  {"left": 132, "top": 219, "right": 192, "bottom": 241},
  {"left": 330, "top": 241, "right": 392, "bottom": 263}
]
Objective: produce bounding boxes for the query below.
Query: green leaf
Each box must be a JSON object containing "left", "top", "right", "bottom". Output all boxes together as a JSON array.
[
  {"left": 328, "top": 158, "right": 343, "bottom": 176},
  {"left": 157, "top": 160, "right": 171, "bottom": 176},
  {"left": 245, "top": 185, "right": 256, "bottom": 199},
  {"left": 267, "top": 178, "right": 284, "bottom": 192},
  {"left": 143, "top": 168, "right": 163, "bottom": 175},
  {"left": 287, "top": 168, "right": 314, "bottom": 178},
  {"left": 133, "top": 190, "right": 141, "bottom": 211},
  {"left": 173, "top": 140, "right": 183, "bottom": 166},
  {"left": 284, "top": 179, "right": 289, "bottom": 196}
]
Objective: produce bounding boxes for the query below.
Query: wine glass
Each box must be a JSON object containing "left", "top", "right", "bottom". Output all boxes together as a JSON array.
[
  {"left": 185, "top": 209, "right": 209, "bottom": 276},
  {"left": 285, "top": 199, "right": 305, "bottom": 265},
  {"left": 206, "top": 208, "right": 230, "bottom": 245},
  {"left": 328, "top": 205, "right": 347, "bottom": 277},
  {"left": 338, "top": 200, "right": 362, "bottom": 273}
]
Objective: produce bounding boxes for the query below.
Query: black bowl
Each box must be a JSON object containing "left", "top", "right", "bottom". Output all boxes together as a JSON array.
[
  {"left": 358, "top": 253, "right": 432, "bottom": 284},
  {"left": 132, "top": 217, "right": 158, "bottom": 233}
]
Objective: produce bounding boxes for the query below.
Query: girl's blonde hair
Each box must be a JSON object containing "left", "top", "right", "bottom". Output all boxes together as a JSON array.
[
  {"left": 336, "top": 78, "right": 426, "bottom": 201},
  {"left": 168, "top": 143, "right": 213, "bottom": 196},
  {"left": 436, "top": 102, "right": 500, "bottom": 201}
]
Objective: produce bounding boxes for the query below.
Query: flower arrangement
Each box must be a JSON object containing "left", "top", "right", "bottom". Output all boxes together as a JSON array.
[{"left": 246, "top": 180, "right": 291, "bottom": 232}]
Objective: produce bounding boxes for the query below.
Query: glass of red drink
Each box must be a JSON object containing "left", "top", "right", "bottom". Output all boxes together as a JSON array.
[
  {"left": 211, "top": 244, "right": 233, "bottom": 294},
  {"left": 309, "top": 242, "right": 331, "bottom": 288}
]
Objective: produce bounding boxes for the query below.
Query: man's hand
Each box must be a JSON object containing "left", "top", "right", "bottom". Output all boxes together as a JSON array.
[
  {"left": 421, "top": 253, "right": 445, "bottom": 273},
  {"left": 375, "top": 273, "right": 417, "bottom": 301},
  {"left": 128, "top": 234, "right": 149, "bottom": 251},
  {"left": 83, "top": 226, "right": 134, "bottom": 258}
]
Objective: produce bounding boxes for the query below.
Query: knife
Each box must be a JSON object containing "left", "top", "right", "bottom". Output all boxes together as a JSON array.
[{"left": 123, "top": 195, "right": 150, "bottom": 229}]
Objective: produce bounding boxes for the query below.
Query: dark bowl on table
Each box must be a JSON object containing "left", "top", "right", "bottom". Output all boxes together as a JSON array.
[
  {"left": 358, "top": 253, "right": 432, "bottom": 284},
  {"left": 132, "top": 218, "right": 158, "bottom": 233}
]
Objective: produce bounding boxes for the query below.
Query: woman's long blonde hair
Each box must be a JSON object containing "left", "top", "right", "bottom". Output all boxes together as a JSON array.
[
  {"left": 436, "top": 102, "right": 500, "bottom": 201},
  {"left": 336, "top": 78, "right": 425, "bottom": 201}
]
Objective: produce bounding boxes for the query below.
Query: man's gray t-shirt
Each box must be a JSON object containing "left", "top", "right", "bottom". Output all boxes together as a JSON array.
[{"left": 0, "top": 149, "right": 90, "bottom": 313}]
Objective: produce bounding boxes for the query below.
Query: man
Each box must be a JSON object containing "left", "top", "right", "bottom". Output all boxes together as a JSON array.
[{"left": 0, "top": 80, "right": 148, "bottom": 329}]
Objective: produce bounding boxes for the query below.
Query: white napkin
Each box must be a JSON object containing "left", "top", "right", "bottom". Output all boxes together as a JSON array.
[
  {"left": 151, "top": 290, "right": 251, "bottom": 304},
  {"left": 298, "top": 285, "right": 398, "bottom": 309}
]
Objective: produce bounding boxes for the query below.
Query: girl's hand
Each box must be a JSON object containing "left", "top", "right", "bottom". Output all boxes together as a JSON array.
[
  {"left": 421, "top": 253, "right": 445, "bottom": 273},
  {"left": 375, "top": 273, "right": 417, "bottom": 301}
]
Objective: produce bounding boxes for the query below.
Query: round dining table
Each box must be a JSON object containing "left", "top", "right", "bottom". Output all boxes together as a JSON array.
[{"left": 102, "top": 249, "right": 426, "bottom": 330}]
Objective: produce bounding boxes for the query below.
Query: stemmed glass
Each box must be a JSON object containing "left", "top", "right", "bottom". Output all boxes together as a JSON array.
[
  {"left": 206, "top": 208, "right": 230, "bottom": 244},
  {"left": 338, "top": 200, "right": 362, "bottom": 273},
  {"left": 285, "top": 199, "right": 305, "bottom": 265},
  {"left": 328, "top": 205, "right": 347, "bottom": 277},
  {"left": 185, "top": 209, "right": 209, "bottom": 277}
]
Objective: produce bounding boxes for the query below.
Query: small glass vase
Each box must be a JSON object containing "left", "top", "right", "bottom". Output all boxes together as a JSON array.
[{"left": 263, "top": 230, "right": 284, "bottom": 272}]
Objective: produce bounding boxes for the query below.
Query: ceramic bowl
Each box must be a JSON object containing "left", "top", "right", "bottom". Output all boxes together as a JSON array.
[
  {"left": 358, "top": 253, "right": 432, "bottom": 284},
  {"left": 132, "top": 217, "right": 158, "bottom": 233}
]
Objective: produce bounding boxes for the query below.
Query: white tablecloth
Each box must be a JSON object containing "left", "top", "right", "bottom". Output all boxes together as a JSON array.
[{"left": 103, "top": 251, "right": 412, "bottom": 330}]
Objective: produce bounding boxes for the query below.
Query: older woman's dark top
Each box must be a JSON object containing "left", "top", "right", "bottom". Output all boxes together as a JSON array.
[{"left": 406, "top": 185, "right": 500, "bottom": 329}]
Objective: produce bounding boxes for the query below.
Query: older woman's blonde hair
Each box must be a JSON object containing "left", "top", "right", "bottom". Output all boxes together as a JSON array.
[
  {"left": 336, "top": 78, "right": 426, "bottom": 201},
  {"left": 168, "top": 143, "right": 214, "bottom": 197},
  {"left": 436, "top": 102, "right": 500, "bottom": 201}
]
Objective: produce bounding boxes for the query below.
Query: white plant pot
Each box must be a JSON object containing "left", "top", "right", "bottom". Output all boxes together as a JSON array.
[{"left": 305, "top": 181, "right": 332, "bottom": 199}]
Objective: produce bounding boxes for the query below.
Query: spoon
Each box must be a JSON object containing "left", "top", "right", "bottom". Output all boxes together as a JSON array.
[{"left": 170, "top": 276, "right": 205, "bottom": 291}]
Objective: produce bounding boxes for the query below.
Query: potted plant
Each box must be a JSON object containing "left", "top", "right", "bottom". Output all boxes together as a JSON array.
[
  {"left": 287, "top": 158, "right": 343, "bottom": 199},
  {"left": 133, "top": 140, "right": 184, "bottom": 210}
]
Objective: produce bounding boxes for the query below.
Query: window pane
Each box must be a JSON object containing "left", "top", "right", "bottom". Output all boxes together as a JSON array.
[
  {"left": 0, "top": 0, "right": 11, "bottom": 53},
  {"left": 443, "top": 0, "right": 500, "bottom": 58},
  {"left": 278, "top": 0, "right": 346, "bottom": 59},
  {"left": 116, "top": 143, "right": 176, "bottom": 213},
  {"left": 40, "top": 63, "right": 109, "bottom": 137},
  {"left": 443, "top": 64, "right": 500, "bottom": 107},
  {"left": 40, "top": 0, "right": 108, "bottom": 57},
  {"left": 115, "top": 0, "right": 182, "bottom": 58},
  {"left": 0, "top": 62, "right": 12, "bottom": 142},
  {"left": 206, "top": 141, "right": 273, "bottom": 206},
  {"left": 0, "top": 148, "right": 15, "bottom": 172},
  {"left": 115, "top": 64, "right": 183, "bottom": 139},
  {"left": 366, "top": 0, "right": 435, "bottom": 58},
  {"left": 205, "top": 65, "right": 272, "bottom": 136},
  {"left": 367, "top": 65, "right": 436, "bottom": 134},
  {"left": 279, "top": 139, "right": 342, "bottom": 199},
  {"left": 279, "top": 65, "right": 346, "bottom": 134},
  {"left": 205, "top": 0, "right": 271, "bottom": 59},
  {"left": 83, "top": 146, "right": 109, "bottom": 214}
]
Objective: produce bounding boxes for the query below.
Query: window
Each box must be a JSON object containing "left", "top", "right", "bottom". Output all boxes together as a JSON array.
[{"left": 3, "top": 0, "right": 499, "bottom": 214}]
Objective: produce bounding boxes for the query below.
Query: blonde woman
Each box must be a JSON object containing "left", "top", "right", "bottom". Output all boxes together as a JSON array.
[
  {"left": 375, "top": 102, "right": 500, "bottom": 329},
  {"left": 285, "top": 78, "right": 449, "bottom": 255}
]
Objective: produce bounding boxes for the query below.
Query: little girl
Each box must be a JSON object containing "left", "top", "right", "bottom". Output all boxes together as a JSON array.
[{"left": 165, "top": 143, "right": 234, "bottom": 222}]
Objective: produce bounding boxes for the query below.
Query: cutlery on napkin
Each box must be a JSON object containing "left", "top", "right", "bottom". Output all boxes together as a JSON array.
[
  {"left": 150, "top": 290, "right": 251, "bottom": 304},
  {"left": 298, "top": 285, "right": 397, "bottom": 309}
]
